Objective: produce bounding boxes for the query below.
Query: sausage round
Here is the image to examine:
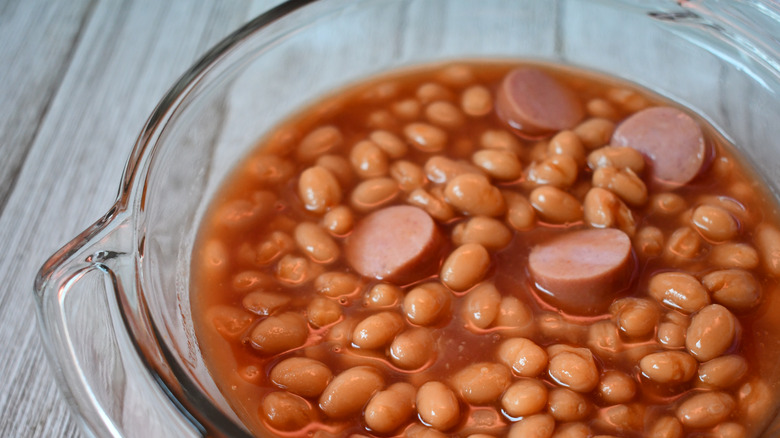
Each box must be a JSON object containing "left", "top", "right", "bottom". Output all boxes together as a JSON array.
[
  {"left": 528, "top": 228, "right": 634, "bottom": 315},
  {"left": 495, "top": 67, "right": 584, "bottom": 138},
  {"left": 346, "top": 206, "right": 440, "bottom": 282},
  {"left": 611, "top": 106, "right": 706, "bottom": 187}
]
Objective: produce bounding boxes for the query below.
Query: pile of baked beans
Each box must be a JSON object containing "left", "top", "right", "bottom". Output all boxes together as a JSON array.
[{"left": 192, "top": 61, "right": 780, "bottom": 437}]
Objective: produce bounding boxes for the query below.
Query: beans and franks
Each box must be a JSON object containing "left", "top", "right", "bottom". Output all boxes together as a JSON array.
[{"left": 192, "top": 61, "right": 780, "bottom": 437}]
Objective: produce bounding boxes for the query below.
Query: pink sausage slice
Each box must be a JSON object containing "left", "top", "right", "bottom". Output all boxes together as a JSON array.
[
  {"left": 495, "top": 67, "right": 584, "bottom": 138},
  {"left": 346, "top": 206, "right": 440, "bottom": 282},
  {"left": 611, "top": 106, "right": 705, "bottom": 187},
  {"left": 529, "top": 228, "right": 634, "bottom": 315}
]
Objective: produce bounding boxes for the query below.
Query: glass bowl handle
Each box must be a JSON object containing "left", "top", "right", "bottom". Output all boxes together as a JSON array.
[{"left": 34, "top": 207, "right": 200, "bottom": 438}]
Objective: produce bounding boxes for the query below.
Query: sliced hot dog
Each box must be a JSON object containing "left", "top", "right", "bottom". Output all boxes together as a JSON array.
[
  {"left": 495, "top": 67, "right": 584, "bottom": 138},
  {"left": 611, "top": 106, "right": 705, "bottom": 187},
  {"left": 528, "top": 228, "right": 634, "bottom": 315},
  {"left": 346, "top": 205, "right": 440, "bottom": 282}
]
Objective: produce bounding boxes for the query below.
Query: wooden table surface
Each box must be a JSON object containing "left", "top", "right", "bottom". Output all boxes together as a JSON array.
[{"left": 0, "top": 1, "right": 283, "bottom": 436}]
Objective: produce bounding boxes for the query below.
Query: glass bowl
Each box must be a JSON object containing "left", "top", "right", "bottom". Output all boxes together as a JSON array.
[{"left": 34, "top": 0, "right": 780, "bottom": 437}]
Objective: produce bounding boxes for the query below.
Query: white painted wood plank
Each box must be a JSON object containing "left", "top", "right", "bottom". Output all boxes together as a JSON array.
[{"left": 0, "top": 1, "right": 262, "bottom": 436}]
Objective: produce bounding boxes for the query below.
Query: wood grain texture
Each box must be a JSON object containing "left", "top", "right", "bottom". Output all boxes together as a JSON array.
[{"left": 0, "top": 0, "right": 271, "bottom": 436}]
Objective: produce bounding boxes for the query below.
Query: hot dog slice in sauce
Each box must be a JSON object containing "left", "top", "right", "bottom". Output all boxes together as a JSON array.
[
  {"left": 495, "top": 67, "right": 584, "bottom": 138},
  {"left": 346, "top": 205, "right": 440, "bottom": 282},
  {"left": 529, "top": 228, "right": 634, "bottom": 315},
  {"left": 611, "top": 106, "right": 706, "bottom": 187}
]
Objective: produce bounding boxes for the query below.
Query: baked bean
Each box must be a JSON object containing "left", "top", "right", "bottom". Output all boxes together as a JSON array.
[
  {"left": 692, "top": 204, "right": 739, "bottom": 242},
  {"left": 404, "top": 122, "right": 448, "bottom": 152},
  {"left": 405, "top": 424, "right": 448, "bottom": 438},
  {"left": 461, "top": 282, "right": 502, "bottom": 329},
  {"left": 709, "top": 242, "right": 759, "bottom": 269},
  {"left": 364, "top": 283, "right": 402, "bottom": 308},
  {"left": 216, "top": 194, "right": 275, "bottom": 230},
  {"left": 322, "top": 205, "right": 354, "bottom": 236},
  {"left": 426, "top": 100, "right": 465, "bottom": 129},
  {"left": 206, "top": 305, "right": 254, "bottom": 341},
  {"left": 316, "top": 154, "right": 355, "bottom": 189},
  {"left": 480, "top": 129, "right": 522, "bottom": 153},
  {"left": 407, "top": 188, "right": 455, "bottom": 222},
  {"left": 586, "top": 97, "right": 619, "bottom": 120},
  {"left": 199, "top": 238, "right": 229, "bottom": 278},
  {"left": 507, "top": 413, "right": 555, "bottom": 438},
  {"left": 587, "top": 146, "right": 645, "bottom": 174},
  {"left": 657, "top": 311, "right": 688, "bottom": 349},
  {"left": 594, "top": 404, "right": 644, "bottom": 434},
  {"left": 527, "top": 154, "right": 579, "bottom": 188},
  {"left": 494, "top": 296, "right": 535, "bottom": 337},
  {"left": 298, "top": 125, "right": 343, "bottom": 162},
  {"left": 648, "top": 271, "right": 710, "bottom": 314},
  {"left": 606, "top": 87, "right": 650, "bottom": 112},
  {"left": 574, "top": 118, "right": 615, "bottom": 149},
  {"left": 404, "top": 282, "right": 451, "bottom": 326},
  {"left": 635, "top": 226, "right": 664, "bottom": 257},
  {"left": 440, "top": 243, "right": 491, "bottom": 292},
  {"left": 647, "top": 416, "right": 683, "bottom": 438},
  {"left": 551, "top": 423, "right": 591, "bottom": 438},
  {"left": 639, "top": 351, "right": 698, "bottom": 384},
  {"left": 242, "top": 291, "right": 290, "bottom": 316},
  {"left": 698, "top": 355, "right": 748, "bottom": 389},
  {"left": 701, "top": 269, "right": 761, "bottom": 312},
  {"left": 315, "top": 272, "right": 361, "bottom": 298},
  {"left": 444, "top": 173, "right": 506, "bottom": 217},
  {"left": 350, "top": 140, "right": 389, "bottom": 178},
  {"left": 676, "top": 391, "right": 735, "bottom": 429},
  {"left": 664, "top": 226, "right": 703, "bottom": 261},
  {"left": 319, "top": 366, "right": 384, "bottom": 419},
  {"left": 530, "top": 186, "right": 583, "bottom": 224},
  {"left": 501, "top": 378, "right": 548, "bottom": 417},
  {"left": 610, "top": 298, "right": 660, "bottom": 339},
  {"left": 350, "top": 177, "right": 399, "bottom": 212},
  {"left": 389, "top": 327, "right": 435, "bottom": 370},
  {"left": 276, "top": 254, "right": 320, "bottom": 285},
  {"left": 461, "top": 85, "right": 493, "bottom": 117},
  {"left": 391, "top": 160, "right": 427, "bottom": 192},
  {"left": 686, "top": 304, "right": 738, "bottom": 362},
  {"left": 756, "top": 223, "right": 780, "bottom": 276},
  {"left": 472, "top": 149, "right": 522, "bottom": 181},
  {"left": 250, "top": 231, "right": 295, "bottom": 266},
  {"left": 295, "top": 222, "right": 339, "bottom": 264},
  {"left": 547, "top": 345, "right": 599, "bottom": 392},
  {"left": 232, "top": 270, "right": 275, "bottom": 293},
  {"left": 270, "top": 357, "right": 332, "bottom": 398},
  {"left": 437, "top": 64, "right": 476, "bottom": 86},
  {"left": 598, "top": 370, "right": 636, "bottom": 405},
  {"left": 592, "top": 166, "right": 647, "bottom": 206},
  {"left": 453, "top": 216, "right": 512, "bottom": 251},
  {"left": 361, "top": 81, "right": 400, "bottom": 102},
  {"left": 417, "top": 82, "right": 454, "bottom": 104},
  {"left": 425, "top": 156, "right": 481, "bottom": 184},
  {"left": 649, "top": 193, "right": 687, "bottom": 217},
  {"left": 538, "top": 312, "right": 587, "bottom": 345},
  {"left": 370, "top": 130, "right": 408, "bottom": 159},
  {"left": 307, "top": 297, "right": 342, "bottom": 328},
  {"left": 261, "top": 391, "right": 315, "bottom": 431},
  {"left": 583, "top": 187, "right": 635, "bottom": 235},
  {"left": 299, "top": 166, "right": 342, "bottom": 214},
  {"left": 352, "top": 311, "right": 405, "bottom": 349},
  {"left": 548, "top": 130, "right": 586, "bottom": 165},
  {"left": 586, "top": 320, "right": 621, "bottom": 359},
  {"left": 711, "top": 423, "right": 747, "bottom": 438},
  {"left": 364, "top": 382, "right": 416, "bottom": 434},
  {"left": 737, "top": 377, "right": 774, "bottom": 427},
  {"left": 392, "top": 98, "right": 422, "bottom": 120},
  {"left": 248, "top": 154, "right": 295, "bottom": 186},
  {"left": 451, "top": 362, "right": 512, "bottom": 404},
  {"left": 504, "top": 191, "right": 536, "bottom": 230},
  {"left": 366, "top": 109, "right": 398, "bottom": 130},
  {"left": 548, "top": 388, "right": 591, "bottom": 422},
  {"left": 416, "top": 381, "right": 460, "bottom": 431},
  {"left": 250, "top": 312, "right": 309, "bottom": 355}
]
